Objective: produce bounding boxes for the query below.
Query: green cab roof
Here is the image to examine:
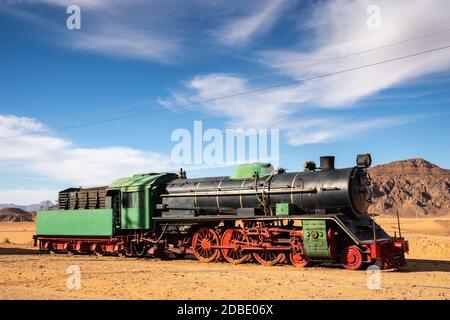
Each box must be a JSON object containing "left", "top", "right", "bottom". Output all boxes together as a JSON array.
[{"left": 108, "top": 173, "right": 176, "bottom": 189}]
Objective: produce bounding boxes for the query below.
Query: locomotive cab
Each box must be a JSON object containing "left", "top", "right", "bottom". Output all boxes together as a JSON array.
[{"left": 107, "top": 172, "right": 178, "bottom": 230}]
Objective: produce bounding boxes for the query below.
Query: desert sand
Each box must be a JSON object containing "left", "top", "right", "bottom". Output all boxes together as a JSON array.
[{"left": 0, "top": 219, "right": 449, "bottom": 300}]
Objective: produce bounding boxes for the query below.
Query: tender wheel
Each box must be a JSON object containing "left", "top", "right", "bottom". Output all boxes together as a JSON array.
[
  {"left": 253, "top": 250, "right": 285, "bottom": 266},
  {"left": 134, "top": 243, "right": 148, "bottom": 258},
  {"left": 192, "top": 228, "right": 220, "bottom": 263},
  {"left": 122, "top": 243, "right": 134, "bottom": 257},
  {"left": 221, "top": 228, "right": 250, "bottom": 264},
  {"left": 341, "top": 245, "right": 364, "bottom": 270}
]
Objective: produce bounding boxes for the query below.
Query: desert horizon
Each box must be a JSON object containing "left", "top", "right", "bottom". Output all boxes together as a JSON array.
[{"left": 1, "top": 216, "right": 449, "bottom": 300}]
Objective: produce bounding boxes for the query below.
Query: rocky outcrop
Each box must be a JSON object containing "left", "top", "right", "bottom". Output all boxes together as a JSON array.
[
  {"left": 0, "top": 200, "right": 53, "bottom": 211},
  {"left": 0, "top": 208, "right": 34, "bottom": 222},
  {"left": 368, "top": 159, "right": 449, "bottom": 217}
]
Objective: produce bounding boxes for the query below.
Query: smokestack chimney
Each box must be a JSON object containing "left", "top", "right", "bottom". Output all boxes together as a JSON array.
[{"left": 320, "top": 156, "right": 335, "bottom": 170}]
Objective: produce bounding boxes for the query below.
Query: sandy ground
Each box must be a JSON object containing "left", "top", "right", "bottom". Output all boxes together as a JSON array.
[{"left": 0, "top": 219, "right": 449, "bottom": 300}]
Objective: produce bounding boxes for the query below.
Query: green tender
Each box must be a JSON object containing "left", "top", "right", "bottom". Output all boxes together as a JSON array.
[{"left": 36, "top": 209, "right": 113, "bottom": 236}]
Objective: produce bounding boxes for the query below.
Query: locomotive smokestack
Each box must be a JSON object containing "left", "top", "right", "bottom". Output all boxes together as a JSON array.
[{"left": 320, "top": 156, "right": 335, "bottom": 170}]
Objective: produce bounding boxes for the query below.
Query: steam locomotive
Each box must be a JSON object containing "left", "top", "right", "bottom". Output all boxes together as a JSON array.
[{"left": 34, "top": 154, "right": 408, "bottom": 270}]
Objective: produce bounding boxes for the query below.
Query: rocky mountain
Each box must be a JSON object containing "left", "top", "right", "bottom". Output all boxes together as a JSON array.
[
  {"left": 0, "top": 207, "right": 34, "bottom": 222},
  {"left": 368, "top": 158, "right": 449, "bottom": 217},
  {"left": 0, "top": 200, "right": 53, "bottom": 212}
]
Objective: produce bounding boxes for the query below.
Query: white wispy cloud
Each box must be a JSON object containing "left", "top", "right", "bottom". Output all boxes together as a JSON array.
[
  {"left": 3, "top": 0, "right": 290, "bottom": 62},
  {"left": 169, "top": 73, "right": 421, "bottom": 145},
  {"left": 283, "top": 115, "right": 414, "bottom": 145},
  {"left": 216, "top": 0, "right": 290, "bottom": 46},
  {"left": 70, "top": 27, "right": 179, "bottom": 63},
  {"left": 34, "top": 0, "right": 112, "bottom": 9},
  {"left": 0, "top": 189, "right": 60, "bottom": 204},
  {"left": 1, "top": 0, "right": 182, "bottom": 63},
  {"left": 0, "top": 115, "right": 172, "bottom": 186},
  {"left": 258, "top": 0, "right": 450, "bottom": 107},
  {"left": 0, "top": 115, "right": 69, "bottom": 160},
  {"left": 178, "top": 73, "right": 308, "bottom": 128}
]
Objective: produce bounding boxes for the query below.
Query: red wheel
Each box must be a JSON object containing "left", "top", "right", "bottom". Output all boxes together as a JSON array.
[
  {"left": 341, "top": 245, "right": 364, "bottom": 270},
  {"left": 221, "top": 228, "right": 250, "bottom": 264},
  {"left": 289, "top": 235, "right": 310, "bottom": 267},
  {"left": 192, "top": 228, "right": 220, "bottom": 263},
  {"left": 63, "top": 242, "right": 72, "bottom": 253},
  {"left": 289, "top": 252, "right": 311, "bottom": 267},
  {"left": 253, "top": 250, "right": 285, "bottom": 266}
]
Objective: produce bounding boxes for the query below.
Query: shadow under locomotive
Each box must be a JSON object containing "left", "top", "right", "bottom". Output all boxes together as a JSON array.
[{"left": 33, "top": 154, "right": 409, "bottom": 271}]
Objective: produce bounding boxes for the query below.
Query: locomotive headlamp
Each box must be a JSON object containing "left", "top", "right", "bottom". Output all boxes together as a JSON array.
[{"left": 356, "top": 154, "right": 372, "bottom": 168}]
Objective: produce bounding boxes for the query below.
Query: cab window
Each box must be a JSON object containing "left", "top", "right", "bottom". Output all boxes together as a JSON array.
[{"left": 122, "top": 191, "right": 144, "bottom": 208}]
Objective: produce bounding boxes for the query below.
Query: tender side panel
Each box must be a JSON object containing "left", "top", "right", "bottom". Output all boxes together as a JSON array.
[{"left": 36, "top": 209, "right": 113, "bottom": 236}]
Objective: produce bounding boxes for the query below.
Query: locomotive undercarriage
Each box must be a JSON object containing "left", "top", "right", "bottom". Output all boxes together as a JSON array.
[{"left": 34, "top": 215, "right": 408, "bottom": 270}]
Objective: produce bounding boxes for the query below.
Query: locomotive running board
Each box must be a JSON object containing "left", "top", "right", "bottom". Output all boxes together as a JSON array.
[{"left": 152, "top": 214, "right": 389, "bottom": 245}]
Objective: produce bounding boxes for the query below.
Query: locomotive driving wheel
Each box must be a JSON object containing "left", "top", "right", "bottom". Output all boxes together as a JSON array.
[
  {"left": 221, "top": 228, "right": 251, "bottom": 264},
  {"left": 253, "top": 250, "right": 285, "bottom": 266},
  {"left": 192, "top": 228, "right": 220, "bottom": 263},
  {"left": 341, "top": 245, "right": 364, "bottom": 270}
]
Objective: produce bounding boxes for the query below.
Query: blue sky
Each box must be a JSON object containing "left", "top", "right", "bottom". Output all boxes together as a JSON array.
[{"left": 0, "top": 0, "right": 449, "bottom": 204}]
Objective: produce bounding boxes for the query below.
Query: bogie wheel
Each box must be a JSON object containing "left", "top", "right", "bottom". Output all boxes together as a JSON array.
[
  {"left": 221, "top": 228, "right": 251, "bottom": 264},
  {"left": 192, "top": 228, "right": 220, "bottom": 262},
  {"left": 341, "top": 245, "right": 364, "bottom": 270},
  {"left": 253, "top": 251, "right": 285, "bottom": 266}
]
